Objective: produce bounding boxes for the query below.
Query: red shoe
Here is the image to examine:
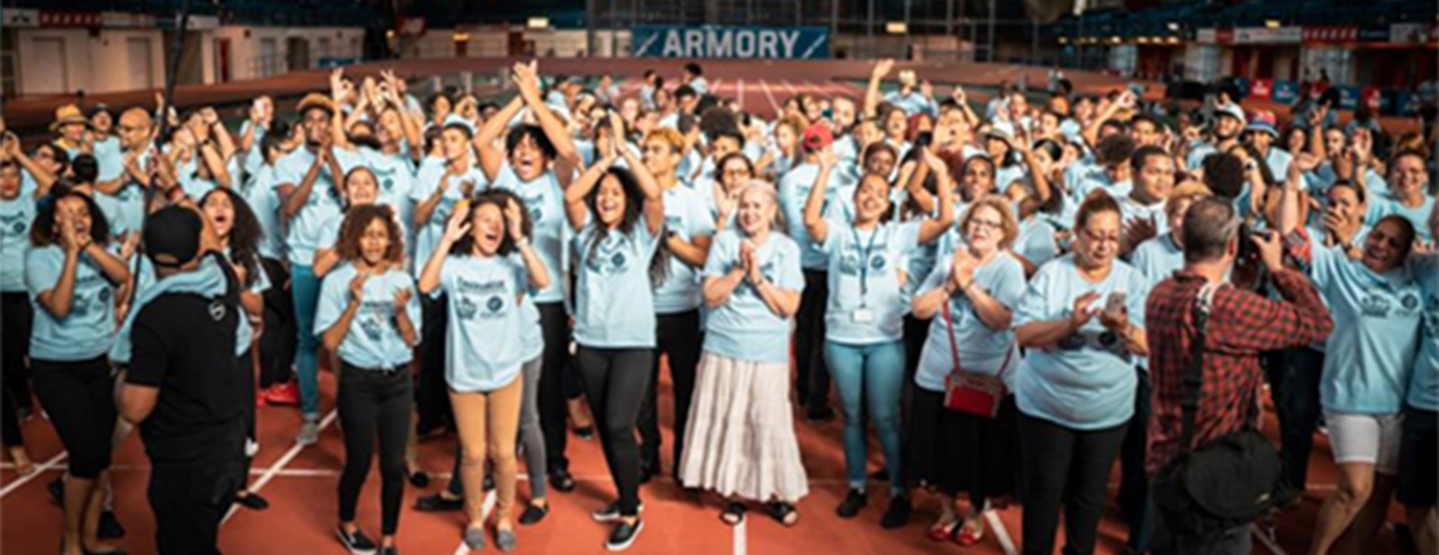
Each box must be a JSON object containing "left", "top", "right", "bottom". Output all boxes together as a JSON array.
[
  {"left": 266, "top": 382, "right": 300, "bottom": 406},
  {"left": 955, "top": 522, "right": 985, "bottom": 547},
  {"left": 255, "top": 387, "right": 270, "bottom": 408},
  {"left": 928, "top": 520, "right": 958, "bottom": 542}
]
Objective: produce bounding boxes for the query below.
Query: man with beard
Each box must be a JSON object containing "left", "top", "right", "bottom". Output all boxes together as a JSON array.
[{"left": 1186, "top": 103, "right": 1244, "bottom": 173}]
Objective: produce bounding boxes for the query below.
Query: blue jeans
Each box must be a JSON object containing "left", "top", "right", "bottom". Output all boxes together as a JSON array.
[
  {"left": 290, "top": 264, "right": 322, "bottom": 418},
  {"left": 825, "top": 340, "right": 905, "bottom": 495}
]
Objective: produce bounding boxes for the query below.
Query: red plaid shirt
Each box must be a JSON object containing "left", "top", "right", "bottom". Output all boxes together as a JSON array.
[{"left": 1144, "top": 268, "right": 1332, "bottom": 474}]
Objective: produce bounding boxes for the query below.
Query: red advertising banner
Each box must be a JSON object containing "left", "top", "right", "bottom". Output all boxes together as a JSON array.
[
  {"left": 1361, "top": 87, "right": 1382, "bottom": 110},
  {"left": 1250, "top": 79, "right": 1273, "bottom": 100},
  {"left": 1303, "top": 26, "right": 1358, "bottom": 43},
  {"left": 39, "top": 10, "right": 102, "bottom": 28}
]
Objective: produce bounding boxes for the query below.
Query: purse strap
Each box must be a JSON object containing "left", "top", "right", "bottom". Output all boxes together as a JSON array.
[
  {"left": 1178, "top": 282, "right": 1221, "bottom": 455},
  {"left": 942, "top": 295, "right": 1015, "bottom": 380}
]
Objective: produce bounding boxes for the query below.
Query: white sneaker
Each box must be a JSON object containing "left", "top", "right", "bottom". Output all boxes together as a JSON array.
[{"left": 297, "top": 420, "right": 320, "bottom": 445}]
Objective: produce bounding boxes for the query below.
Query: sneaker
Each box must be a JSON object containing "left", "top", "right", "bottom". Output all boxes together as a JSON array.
[
  {"left": 836, "top": 489, "right": 867, "bottom": 518},
  {"left": 519, "top": 503, "right": 550, "bottom": 525},
  {"left": 336, "top": 527, "right": 378, "bottom": 555},
  {"left": 255, "top": 388, "right": 270, "bottom": 408},
  {"left": 246, "top": 438, "right": 260, "bottom": 458},
  {"left": 592, "top": 502, "right": 644, "bottom": 523},
  {"left": 406, "top": 470, "right": 429, "bottom": 488},
  {"left": 235, "top": 491, "right": 270, "bottom": 510},
  {"left": 463, "top": 526, "right": 485, "bottom": 550},
  {"left": 605, "top": 519, "right": 644, "bottom": 551},
  {"left": 880, "top": 493, "right": 913, "bottom": 529},
  {"left": 297, "top": 419, "right": 320, "bottom": 445},
  {"left": 496, "top": 528, "right": 518, "bottom": 552},
  {"left": 98, "top": 510, "right": 126, "bottom": 540},
  {"left": 378, "top": 546, "right": 400, "bottom": 555},
  {"left": 414, "top": 493, "right": 463, "bottom": 512},
  {"left": 549, "top": 468, "right": 577, "bottom": 492},
  {"left": 267, "top": 382, "right": 300, "bottom": 406}
]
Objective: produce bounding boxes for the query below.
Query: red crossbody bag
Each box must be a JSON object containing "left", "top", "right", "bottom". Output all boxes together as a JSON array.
[{"left": 941, "top": 302, "right": 1014, "bottom": 418}]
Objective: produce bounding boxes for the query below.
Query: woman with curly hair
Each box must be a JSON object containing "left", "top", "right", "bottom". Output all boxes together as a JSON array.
[{"left": 316, "top": 203, "right": 421, "bottom": 555}]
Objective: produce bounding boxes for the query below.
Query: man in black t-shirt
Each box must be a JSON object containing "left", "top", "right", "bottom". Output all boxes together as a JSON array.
[{"left": 117, "top": 206, "right": 247, "bottom": 555}]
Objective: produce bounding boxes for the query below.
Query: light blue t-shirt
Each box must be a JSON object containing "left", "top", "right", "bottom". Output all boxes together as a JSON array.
[
  {"left": 883, "top": 90, "right": 937, "bottom": 117},
  {"left": 822, "top": 221, "right": 923, "bottom": 345},
  {"left": 1013, "top": 254, "right": 1152, "bottom": 430},
  {"left": 243, "top": 164, "right": 284, "bottom": 260},
  {"left": 409, "top": 163, "right": 488, "bottom": 276},
  {"left": 337, "top": 147, "right": 418, "bottom": 238},
  {"left": 1129, "top": 233, "right": 1184, "bottom": 283},
  {"left": 1366, "top": 194, "right": 1436, "bottom": 243},
  {"left": 572, "top": 220, "right": 661, "bottom": 348},
  {"left": 435, "top": 254, "right": 528, "bottom": 392},
  {"left": 490, "top": 164, "right": 567, "bottom": 304},
  {"left": 0, "top": 194, "right": 36, "bottom": 292},
  {"left": 94, "top": 144, "right": 150, "bottom": 235},
  {"left": 701, "top": 230, "right": 805, "bottom": 363},
  {"left": 778, "top": 162, "right": 852, "bottom": 270},
  {"left": 1410, "top": 253, "right": 1439, "bottom": 411},
  {"left": 26, "top": 245, "right": 118, "bottom": 361},
  {"left": 1074, "top": 175, "right": 1132, "bottom": 203},
  {"left": 239, "top": 121, "right": 267, "bottom": 178},
  {"left": 275, "top": 147, "right": 345, "bottom": 267},
  {"left": 914, "top": 251, "right": 1026, "bottom": 392},
  {"left": 1119, "top": 196, "right": 1167, "bottom": 233},
  {"left": 110, "top": 255, "right": 253, "bottom": 363},
  {"left": 1016, "top": 217, "right": 1060, "bottom": 269},
  {"left": 655, "top": 185, "right": 716, "bottom": 314},
  {"left": 1304, "top": 239, "right": 1421, "bottom": 414},
  {"left": 315, "top": 265, "right": 421, "bottom": 370}
]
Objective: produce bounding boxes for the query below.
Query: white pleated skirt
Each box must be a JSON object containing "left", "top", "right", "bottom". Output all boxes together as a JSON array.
[{"left": 678, "top": 351, "right": 809, "bottom": 503}]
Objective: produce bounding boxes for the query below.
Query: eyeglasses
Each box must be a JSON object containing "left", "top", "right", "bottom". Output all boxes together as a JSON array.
[{"left": 968, "top": 218, "right": 1004, "bottom": 231}]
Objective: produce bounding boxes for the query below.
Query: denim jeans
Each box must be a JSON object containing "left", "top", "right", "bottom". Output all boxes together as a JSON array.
[
  {"left": 825, "top": 340, "right": 905, "bottom": 495},
  {"left": 289, "top": 264, "right": 322, "bottom": 418}
]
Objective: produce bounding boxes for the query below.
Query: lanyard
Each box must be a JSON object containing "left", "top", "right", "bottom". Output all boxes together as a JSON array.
[{"left": 850, "top": 225, "right": 883, "bottom": 307}]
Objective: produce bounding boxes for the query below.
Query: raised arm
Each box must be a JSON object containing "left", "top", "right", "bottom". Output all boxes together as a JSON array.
[
  {"left": 506, "top": 198, "right": 551, "bottom": 291},
  {"left": 513, "top": 61, "right": 581, "bottom": 169},
  {"left": 565, "top": 153, "right": 615, "bottom": 231},
  {"left": 3, "top": 134, "right": 57, "bottom": 197},
  {"left": 418, "top": 204, "right": 470, "bottom": 295},
  {"left": 804, "top": 150, "right": 838, "bottom": 244},
  {"left": 916, "top": 149, "right": 956, "bottom": 243},
  {"left": 863, "top": 59, "right": 895, "bottom": 120},
  {"left": 475, "top": 96, "right": 524, "bottom": 182},
  {"left": 279, "top": 142, "right": 332, "bottom": 219}
]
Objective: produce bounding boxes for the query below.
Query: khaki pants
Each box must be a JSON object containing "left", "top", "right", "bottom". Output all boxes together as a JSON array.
[{"left": 450, "top": 375, "right": 524, "bottom": 524}]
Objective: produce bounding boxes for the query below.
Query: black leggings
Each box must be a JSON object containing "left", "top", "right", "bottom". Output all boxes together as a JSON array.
[
  {"left": 1, "top": 292, "right": 33, "bottom": 447},
  {"left": 638, "top": 310, "right": 701, "bottom": 475},
  {"left": 417, "top": 293, "right": 451, "bottom": 434},
  {"left": 1019, "top": 412, "right": 1128, "bottom": 555},
  {"left": 576, "top": 346, "right": 654, "bottom": 516},
  {"left": 257, "top": 258, "right": 297, "bottom": 390},
  {"left": 535, "top": 301, "right": 573, "bottom": 473},
  {"left": 337, "top": 362, "right": 413, "bottom": 535},
  {"left": 795, "top": 269, "right": 830, "bottom": 410},
  {"left": 33, "top": 357, "right": 117, "bottom": 479}
]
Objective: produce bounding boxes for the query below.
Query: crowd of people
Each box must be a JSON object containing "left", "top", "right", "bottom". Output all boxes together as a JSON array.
[{"left": 0, "top": 56, "right": 1435, "bottom": 555}]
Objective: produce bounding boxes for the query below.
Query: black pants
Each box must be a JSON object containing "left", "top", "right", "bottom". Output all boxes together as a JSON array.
[
  {"left": 417, "top": 293, "right": 452, "bottom": 434},
  {"left": 257, "top": 258, "right": 297, "bottom": 390},
  {"left": 900, "top": 314, "right": 930, "bottom": 459},
  {"left": 32, "top": 357, "right": 116, "bottom": 479},
  {"left": 638, "top": 310, "right": 701, "bottom": 476},
  {"left": 337, "top": 362, "right": 413, "bottom": 535},
  {"left": 535, "top": 301, "right": 573, "bottom": 473},
  {"left": 1266, "top": 346, "right": 1323, "bottom": 497},
  {"left": 1120, "top": 368, "right": 1154, "bottom": 553},
  {"left": 576, "top": 346, "right": 654, "bottom": 515},
  {"left": 795, "top": 269, "right": 830, "bottom": 410},
  {"left": 1, "top": 292, "right": 33, "bottom": 447},
  {"left": 148, "top": 460, "right": 243, "bottom": 555},
  {"left": 1020, "top": 412, "right": 1128, "bottom": 555}
]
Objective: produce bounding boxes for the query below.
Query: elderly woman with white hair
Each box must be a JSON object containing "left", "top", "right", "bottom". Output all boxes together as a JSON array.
[{"left": 679, "top": 181, "right": 809, "bottom": 528}]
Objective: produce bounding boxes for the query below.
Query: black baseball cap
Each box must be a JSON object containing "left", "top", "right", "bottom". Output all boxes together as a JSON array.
[{"left": 143, "top": 206, "right": 203, "bottom": 268}]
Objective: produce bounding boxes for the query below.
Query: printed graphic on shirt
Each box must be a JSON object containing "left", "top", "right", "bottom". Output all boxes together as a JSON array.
[
  {"left": 0, "top": 211, "right": 28, "bottom": 236},
  {"left": 357, "top": 299, "right": 396, "bottom": 341},
  {"left": 452, "top": 276, "right": 511, "bottom": 321},
  {"left": 584, "top": 237, "right": 636, "bottom": 276},
  {"left": 70, "top": 275, "right": 111, "bottom": 318},
  {"left": 1361, "top": 291, "right": 1423, "bottom": 319}
]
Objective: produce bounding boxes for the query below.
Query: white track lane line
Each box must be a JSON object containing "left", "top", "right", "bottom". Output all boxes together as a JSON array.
[
  {"left": 985, "top": 510, "right": 1020, "bottom": 555},
  {"left": 733, "top": 512, "right": 747, "bottom": 555},
  {"left": 0, "top": 451, "right": 67, "bottom": 498},
  {"left": 758, "top": 79, "right": 782, "bottom": 115},
  {"left": 452, "top": 490, "right": 498, "bottom": 555},
  {"left": 1253, "top": 523, "right": 1290, "bottom": 555},
  {"left": 779, "top": 79, "right": 800, "bottom": 95},
  {"left": 221, "top": 409, "right": 339, "bottom": 524},
  {"left": 737, "top": 79, "right": 746, "bottom": 111}
]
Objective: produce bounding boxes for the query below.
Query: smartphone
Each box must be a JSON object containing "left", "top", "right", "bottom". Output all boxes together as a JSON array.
[{"left": 1104, "top": 291, "right": 1127, "bottom": 318}]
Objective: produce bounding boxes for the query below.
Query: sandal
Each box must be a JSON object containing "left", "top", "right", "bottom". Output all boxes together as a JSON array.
[
  {"left": 955, "top": 517, "right": 986, "bottom": 547},
  {"left": 769, "top": 502, "right": 799, "bottom": 527},
  {"left": 720, "top": 502, "right": 747, "bottom": 526}
]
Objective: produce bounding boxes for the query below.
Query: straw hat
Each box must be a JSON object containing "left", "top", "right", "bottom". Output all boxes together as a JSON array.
[
  {"left": 50, "top": 104, "right": 91, "bottom": 132},
  {"left": 296, "top": 93, "right": 337, "bottom": 115}
]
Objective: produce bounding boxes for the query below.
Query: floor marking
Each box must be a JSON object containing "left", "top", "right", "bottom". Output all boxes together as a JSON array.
[
  {"left": 737, "top": 79, "right": 745, "bottom": 111},
  {"left": 985, "top": 509, "right": 1020, "bottom": 555},
  {"left": 0, "top": 451, "right": 67, "bottom": 498},
  {"left": 733, "top": 512, "right": 747, "bottom": 555},
  {"left": 451, "top": 490, "right": 497, "bottom": 555},
  {"left": 758, "top": 79, "right": 782, "bottom": 114},
  {"left": 779, "top": 79, "right": 800, "bottom": 95},
  {"left": 221, "top": 409, "right": 338, "bottom": 525}
]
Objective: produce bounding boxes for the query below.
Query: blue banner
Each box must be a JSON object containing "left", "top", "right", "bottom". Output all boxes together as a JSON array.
[
  {"left": 1271, "top": 80, "right": 1300, "bottom": 104},
  {"left": 631, "top": 26, "right": 830, "bottom": 59},
  {"left": 1333, "top": 86, "right": 1362, "bottom": 110}
]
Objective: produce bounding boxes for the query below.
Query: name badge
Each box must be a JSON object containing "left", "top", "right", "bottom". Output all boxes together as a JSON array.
[{"left": 851, "top": 308, "right": 875, "bottom": 323}]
